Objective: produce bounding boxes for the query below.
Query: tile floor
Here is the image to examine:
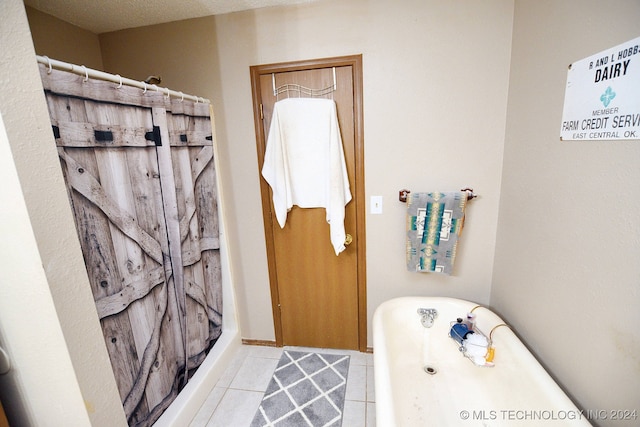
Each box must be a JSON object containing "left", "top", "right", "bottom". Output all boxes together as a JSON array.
[{"left": 189, "top": 344, "right": 376, "bottom": 427}]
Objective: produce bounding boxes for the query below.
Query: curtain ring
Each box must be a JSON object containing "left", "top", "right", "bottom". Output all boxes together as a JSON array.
[
  {"left": 43, "top": 56, "right": 52, "bottom": 74},
  {"left": 179, "top": 91, "right": 184, "bottom": 102},
  {"left": 115, "top": 74, "right": 123, "bottom": 89},
  {"left": 164, "top": 88, "right": 171, "bottom": 99},
  {"left": 141, "top": 81, "right": 147, "bottom": 93},
  {"left": 81, "top": 65, "right": 89, "bottom": 83}
]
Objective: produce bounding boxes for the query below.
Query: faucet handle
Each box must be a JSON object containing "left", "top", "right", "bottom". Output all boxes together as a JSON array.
[
  {"left": 417, "top": 308, "right": 438, "bottom": 328},
  {"left": 417, "top": 308, "right": 438, "bottom": 318}
]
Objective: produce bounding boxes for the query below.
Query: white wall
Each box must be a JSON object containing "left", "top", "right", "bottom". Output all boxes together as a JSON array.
[{"left": 493, "top": 0, "right": 640, "bottom": 424}]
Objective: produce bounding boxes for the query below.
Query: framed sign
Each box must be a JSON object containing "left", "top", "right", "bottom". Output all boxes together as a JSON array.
[{"left": 560, "top": 36, "right": 640, "bottom": 141}]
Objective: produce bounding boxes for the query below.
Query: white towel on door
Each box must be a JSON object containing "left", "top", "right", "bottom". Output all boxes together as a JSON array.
[{"left": 262, "top": 98, "right": 352, "bottom": 255}]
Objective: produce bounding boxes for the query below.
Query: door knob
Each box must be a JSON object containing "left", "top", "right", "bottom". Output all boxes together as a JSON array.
[{"left": 344, "top": 234, "right": 353, "bottom": 246}]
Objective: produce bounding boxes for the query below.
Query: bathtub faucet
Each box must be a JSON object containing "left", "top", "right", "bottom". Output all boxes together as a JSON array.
[{"left": 417, "top": 308, "right": 438, "bottom": 328}]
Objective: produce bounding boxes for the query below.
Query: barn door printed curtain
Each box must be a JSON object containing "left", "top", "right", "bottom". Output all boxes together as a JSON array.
[{"left": 39, "top": 65, "right": 223, "bottom": 426}]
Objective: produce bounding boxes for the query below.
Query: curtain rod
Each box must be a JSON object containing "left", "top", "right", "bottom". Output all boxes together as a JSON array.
[{"left": 37, "top": 55, "right": 210, "bottom": 104}]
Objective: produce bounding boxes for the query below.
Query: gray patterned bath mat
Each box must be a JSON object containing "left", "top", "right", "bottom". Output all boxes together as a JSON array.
[{"left": 250, "top": 350, "right": 350, "bottom": 427}]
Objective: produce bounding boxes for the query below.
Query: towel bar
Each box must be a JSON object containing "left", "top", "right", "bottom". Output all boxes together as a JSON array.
[{"left": 399, "top": 188, "right": 477, "bottom": 203}]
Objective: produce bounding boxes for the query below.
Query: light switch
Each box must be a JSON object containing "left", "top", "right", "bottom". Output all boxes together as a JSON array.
[{"left": 371, "top": 196, "right": 383, "bottom": 214}]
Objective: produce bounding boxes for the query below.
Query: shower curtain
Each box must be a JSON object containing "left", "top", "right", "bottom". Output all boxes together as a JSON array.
[{"left": 39, "top": 64, "right": 222, "bottom": 426}]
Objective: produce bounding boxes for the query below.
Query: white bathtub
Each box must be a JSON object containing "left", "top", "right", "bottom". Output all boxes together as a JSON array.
[{"left": 373, "top": 297, "right": 592, "bottom": 426}]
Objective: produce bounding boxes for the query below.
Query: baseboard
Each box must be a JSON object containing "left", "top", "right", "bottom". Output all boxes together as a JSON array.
[
  {"left": 242, "top": 339, "right": 278, "bottom": 347},
  {"left": 241, "top": 339, "right": 374, "bottom": 354}
]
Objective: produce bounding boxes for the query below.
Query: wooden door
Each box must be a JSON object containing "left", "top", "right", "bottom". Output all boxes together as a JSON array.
[
  {"left": 0, "top": 399, "right": 8, "bottom": 427},
  {"left": 250, "top": 56, "right": 366, "bottom": 351}
]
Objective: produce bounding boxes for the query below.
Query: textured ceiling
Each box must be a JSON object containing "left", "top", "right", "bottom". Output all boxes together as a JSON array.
[{"left": 24, "top": 0, "right": 313, "bottom": 34}]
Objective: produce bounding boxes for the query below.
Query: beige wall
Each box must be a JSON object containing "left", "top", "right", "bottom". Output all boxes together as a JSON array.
[
  {"left": 98, "top": 0, "right": 514, "bottom": 346},
  {"left": 15, "top": 0, "right": 640, "bottom": 424},
  {"left": 171, "top": 0, "right": 513, "bottom": 344},
  {"left": 493, "top": 0, "right": 640, "bottom": 424},
  {"left": 1, "top": 1, "right": 126, "bottom": 426},
  {"left": 98, "top": 16, "right": 219, "bottom": 93},
  {"left": 25, "top": 6, "right": 103, "bottom": 69},
  {"left": 0, "top": 113, "right": 90, "bottom": 426}
]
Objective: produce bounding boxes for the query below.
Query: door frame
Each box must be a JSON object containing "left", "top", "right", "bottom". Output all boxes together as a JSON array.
[{"left": 250, "top": 55, "right": 367, "bottom": 352}]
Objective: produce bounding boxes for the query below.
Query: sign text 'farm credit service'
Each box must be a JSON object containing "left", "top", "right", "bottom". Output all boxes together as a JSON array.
[{"left": 560, "top": 36, "right": 640, "bottom": 141}]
